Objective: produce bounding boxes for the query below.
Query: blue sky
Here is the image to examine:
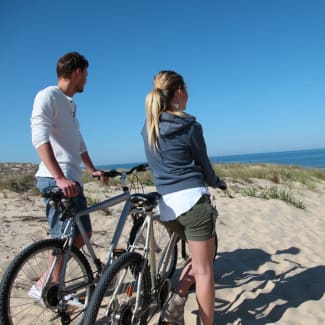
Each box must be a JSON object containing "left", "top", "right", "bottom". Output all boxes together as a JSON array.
[{"left": 1, "top": 0, "right": 324, "bottom": 165}]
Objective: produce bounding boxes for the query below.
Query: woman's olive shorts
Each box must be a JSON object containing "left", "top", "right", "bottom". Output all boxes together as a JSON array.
[{"left": 164, "top": 195, "right": 218, "bottom": 242}]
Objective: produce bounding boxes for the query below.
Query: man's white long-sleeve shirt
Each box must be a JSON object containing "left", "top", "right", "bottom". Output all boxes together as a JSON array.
[{"left": 31, "top": 86, "right": 87, "bottom": 184}]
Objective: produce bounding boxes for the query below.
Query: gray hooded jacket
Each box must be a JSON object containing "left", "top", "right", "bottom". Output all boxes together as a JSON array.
[{"left": 142, "top": 112, "right": 221, "bottom": 195}]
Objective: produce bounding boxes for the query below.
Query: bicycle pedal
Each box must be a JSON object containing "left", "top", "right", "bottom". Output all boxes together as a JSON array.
[{"left": 113, "top": 248, "right": 126, "bottom": 257}]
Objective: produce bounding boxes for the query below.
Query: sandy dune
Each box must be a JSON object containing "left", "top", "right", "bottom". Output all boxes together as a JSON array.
[{"left": 0, "top": 177, "right": 324, "bottom": 324}]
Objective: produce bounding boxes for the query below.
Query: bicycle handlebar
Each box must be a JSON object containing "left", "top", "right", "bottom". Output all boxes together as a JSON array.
[
  {"left": 42, "top": 163, "right": 150, "bottom": 199},
  {"left": 100, "top": 163, "right": 149, "bottom": 178}
]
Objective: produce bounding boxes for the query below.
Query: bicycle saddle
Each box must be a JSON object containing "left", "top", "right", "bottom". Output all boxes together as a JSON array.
[
  {"left": 41, "top": 186, "right": 64, "bottom": 200},
  {"left": 129, "top": 192, "right": 161, "bottom": 209}
]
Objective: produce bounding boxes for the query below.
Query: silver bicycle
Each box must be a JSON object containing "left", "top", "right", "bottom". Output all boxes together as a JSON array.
[
  {"left": 0, "top": 163, "right": 174, "bottom": 325},
  {"left": 82, "top": 191, "right": 221, "bottom": 324}
]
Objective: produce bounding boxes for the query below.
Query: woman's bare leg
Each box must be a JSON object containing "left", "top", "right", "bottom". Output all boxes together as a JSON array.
[{"left": 187, "top": 237, "right": 215, "bottom": 325}]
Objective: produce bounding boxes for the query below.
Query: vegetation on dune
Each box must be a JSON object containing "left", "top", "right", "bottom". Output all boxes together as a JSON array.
[
  {"left": 1, "top": 162, "right": 324, "bottom": 210},
  {"left": 214, "top": 163, "right": 325, "bottom": 187}
]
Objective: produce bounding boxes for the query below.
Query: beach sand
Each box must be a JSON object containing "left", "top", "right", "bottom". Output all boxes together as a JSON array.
[{"left": 0, "top": 175, "right": 324, "bottom": 324}]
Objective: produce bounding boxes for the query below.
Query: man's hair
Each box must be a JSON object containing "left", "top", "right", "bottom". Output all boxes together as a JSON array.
[{"left": 56, "top": 52, "right": 89, "bottom": 78}]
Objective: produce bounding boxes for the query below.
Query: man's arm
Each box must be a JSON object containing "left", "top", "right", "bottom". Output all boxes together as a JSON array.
[
  {"left": 37, "top": 142, "right": 79, "bottom": 197},
  {"left": 80, "top": 151, "right": 107, "bottom": 182},
  {"left": 80, "top": 151, "right": 96, "bottom": 174}
]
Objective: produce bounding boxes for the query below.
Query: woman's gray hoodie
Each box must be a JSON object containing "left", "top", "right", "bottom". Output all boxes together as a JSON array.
[{"left": 142, "top": 112, "right": 221, "bottom": 195}]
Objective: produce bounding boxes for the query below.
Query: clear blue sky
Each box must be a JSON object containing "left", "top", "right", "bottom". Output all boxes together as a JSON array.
[{"left": 1, "top": 0, "right": 324, "bottom": 165}]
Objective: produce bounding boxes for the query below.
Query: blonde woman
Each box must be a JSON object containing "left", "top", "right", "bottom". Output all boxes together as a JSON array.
[{"left": 142, "top": 70, "right": 226, "bottom": 325}]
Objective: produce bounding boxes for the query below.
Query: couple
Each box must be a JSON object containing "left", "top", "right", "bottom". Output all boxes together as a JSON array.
[{"left": 31, "top": 51, "right": 226, "bottom": 325}]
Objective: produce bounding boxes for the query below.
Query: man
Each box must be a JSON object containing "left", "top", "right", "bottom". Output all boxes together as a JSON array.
[{"left": 30, "top": 52, "right": 103, "bottom": 300}]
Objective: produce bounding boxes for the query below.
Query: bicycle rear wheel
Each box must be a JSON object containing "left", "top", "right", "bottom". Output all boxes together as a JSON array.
[
  {"left": 83, "top": 252, "right": 151, "bottom": 325},
  {"left": 0, "top": 238, "right": 93, "bottom": 325}
]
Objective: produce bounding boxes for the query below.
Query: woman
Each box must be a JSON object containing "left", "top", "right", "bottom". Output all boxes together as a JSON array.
[{"left": 142, "top": 70, "right": 226, "bottom": 325}]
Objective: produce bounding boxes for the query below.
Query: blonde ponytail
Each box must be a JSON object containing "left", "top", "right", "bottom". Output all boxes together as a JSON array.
[{"left": 145, "top": 70, "right": 185, "bottom": 150}]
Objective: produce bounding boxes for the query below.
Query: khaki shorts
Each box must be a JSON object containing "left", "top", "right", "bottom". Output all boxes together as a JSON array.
[{"left": 164, "top": 195, "right": 218, "bottom": 242}]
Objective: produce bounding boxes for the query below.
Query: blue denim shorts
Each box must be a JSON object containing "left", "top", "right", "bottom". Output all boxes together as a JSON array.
[{"left": 37, "top": 177, "right": 92, "bottom": 238}]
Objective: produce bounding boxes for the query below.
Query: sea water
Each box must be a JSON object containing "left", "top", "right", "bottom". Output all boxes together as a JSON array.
[
  {"left": 100, "top": 148, "right": 325, "bottom": 170},
  {"left": 211, "top": 148, "right": 325, "bottom": 169}
]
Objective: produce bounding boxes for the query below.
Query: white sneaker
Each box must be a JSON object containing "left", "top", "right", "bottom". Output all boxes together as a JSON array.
[
  {"left": 28, "top": 285, "right": 45, "bottom": 306},
  {"left": 28, "top": 285, "right": 84, "bottom": 309},
  {"left": 63, "top": 293, "right": 84, "bottom": 307},
  {"left": 28, "top": 285, "right": 42, "bottom": 301}
]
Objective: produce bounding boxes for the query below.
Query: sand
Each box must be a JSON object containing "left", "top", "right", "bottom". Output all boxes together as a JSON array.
[{"left": 0, "top": 175, "right": 324, "bottom": 324}]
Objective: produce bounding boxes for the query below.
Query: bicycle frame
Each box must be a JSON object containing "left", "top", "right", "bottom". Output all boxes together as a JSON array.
[
  {"left": 0, "top": 163, "right": 163, "bottom": 325},
  {"left": 128, "top": 210, "right": 178, "bottom": 298},
  {"left": 57, "top": 190, "right": 132, "bottom": 295},
  {"left": 43, "top": 165, "right": 149, "bottom": 305},
  {"left": 74, "top": 191, "right": 132, "bottom": 265},
  {"left": 101, "top": 210, "right": 178, "bottom": 323}
]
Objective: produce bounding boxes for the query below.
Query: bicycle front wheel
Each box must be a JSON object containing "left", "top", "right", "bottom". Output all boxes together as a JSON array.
[
  {"left": 0, "top": 238, "right": 93, "bottom": 325},
  {"left": 83, "top": 252, "right": 151, "bottom": 325}
]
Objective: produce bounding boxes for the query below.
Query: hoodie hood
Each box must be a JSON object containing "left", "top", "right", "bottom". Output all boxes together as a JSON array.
[{"left": 159, "top": 112, "right": 196, "bottom": 137}]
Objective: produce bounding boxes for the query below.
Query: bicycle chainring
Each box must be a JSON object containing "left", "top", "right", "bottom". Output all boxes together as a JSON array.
[{"left": 157, "top": 278, "right": 172, "bottom": 309}]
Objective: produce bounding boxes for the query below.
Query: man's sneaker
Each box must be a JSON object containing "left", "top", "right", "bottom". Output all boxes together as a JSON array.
[
  {"left": 63, "top": 293, "right": 84, "bottom": 307},
  {"left": 28, "top": 285, "right": 45, "bottom": 306},
  {"left": 28, "top": 285, "right": 42, "bottom": 301},
  {"left": 160, "top": 292, "right": 187, "bottom": 325}
]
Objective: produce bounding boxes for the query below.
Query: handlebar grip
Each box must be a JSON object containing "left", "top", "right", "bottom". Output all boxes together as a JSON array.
[
  {"left": 99, "top": 170, "right": 121, "bottom": 178},
  {"left": 127, "top": 163, "right": 149, "bottom": 174},
  {"left": 216, "top": 179, "right": 227, "bottom": 191},
  {"left": 92, "top": 163, "right": 150, "bottom": 179}
]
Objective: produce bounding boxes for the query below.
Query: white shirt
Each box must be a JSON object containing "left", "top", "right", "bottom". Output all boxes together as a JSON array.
[
  {"left": 158, "top": 187, "right": 209, "bottom": 222},
  {"left": 31, "top": 86, "right": 87, "bottom": 185}
]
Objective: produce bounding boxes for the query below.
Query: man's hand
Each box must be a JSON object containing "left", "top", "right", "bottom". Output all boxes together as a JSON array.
[
  {"left": 92, "top": 170, "right": 109, "bottom": 184},
  {"left": 56, "top": 177, "right": 80, "bottom": 197}
]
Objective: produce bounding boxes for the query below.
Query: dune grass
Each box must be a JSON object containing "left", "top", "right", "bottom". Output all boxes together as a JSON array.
[
  {"left": 213, "top": 163, "right": 325, "bottom": 188},
  {"left": 0, "top": 174, "right": 38, "bottom": 194},
  {"left": 1, "top": 163, "right": 324, "bottom": 210},
  {"left": 212, "top": 163, "right": 325, "bottom": 209},
  {"left": 243, "top": 185, "right": 306, "bottom": 210}
]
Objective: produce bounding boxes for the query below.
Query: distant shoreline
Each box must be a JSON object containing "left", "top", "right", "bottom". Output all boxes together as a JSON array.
[
  {"left": 213, "top": 147, "right": 325, "bottom": 169},
  {"left": 1, "top": 147, "right": 325, "bottom": 171},
  {"left": 99, "top": 148, "right": 325, "bottom": 170}
]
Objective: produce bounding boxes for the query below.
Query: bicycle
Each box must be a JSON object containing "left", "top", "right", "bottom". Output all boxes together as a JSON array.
[
  {"left": 0, "top": 163, "right": 175, "bottom": 325},
  {"left": 82, "top": 190, "right": 222, "bottom": 324}
]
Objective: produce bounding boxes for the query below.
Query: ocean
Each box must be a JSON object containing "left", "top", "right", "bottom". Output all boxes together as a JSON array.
[
  {"left": 211, "top": 148, "right": 325, "bottom": 169},
  {"left": 100, "top": 148, "right": 325, "bottom": 170}
]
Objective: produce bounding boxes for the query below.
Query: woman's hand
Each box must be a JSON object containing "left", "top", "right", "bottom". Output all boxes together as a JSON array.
[{"left": 216, "top": 179, "right": 227, "bottom": 191}]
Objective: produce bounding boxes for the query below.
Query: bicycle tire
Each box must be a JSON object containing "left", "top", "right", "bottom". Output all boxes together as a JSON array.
[
  {"left": 0, "top": 238, "right": 93, "bottom": 325},
  {"left": 215, "top": 232, "right": 218, "bottom": 257},
  {"left": 83, "top": 252, "right": 151, "bottom": 325}
]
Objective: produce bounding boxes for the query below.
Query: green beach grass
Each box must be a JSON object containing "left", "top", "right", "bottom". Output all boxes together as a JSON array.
[{"left": 1, "top": 162, "right": 324, "bottom": 210}]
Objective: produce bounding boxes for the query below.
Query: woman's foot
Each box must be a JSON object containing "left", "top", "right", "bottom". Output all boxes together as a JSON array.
[{"left": 160, "top": 292, "right": 187, "bottom": 325}]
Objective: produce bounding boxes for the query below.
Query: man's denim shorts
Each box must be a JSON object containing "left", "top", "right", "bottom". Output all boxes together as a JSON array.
[{"left": 37, "top": 177, "right": 92, "bottom": 238}]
